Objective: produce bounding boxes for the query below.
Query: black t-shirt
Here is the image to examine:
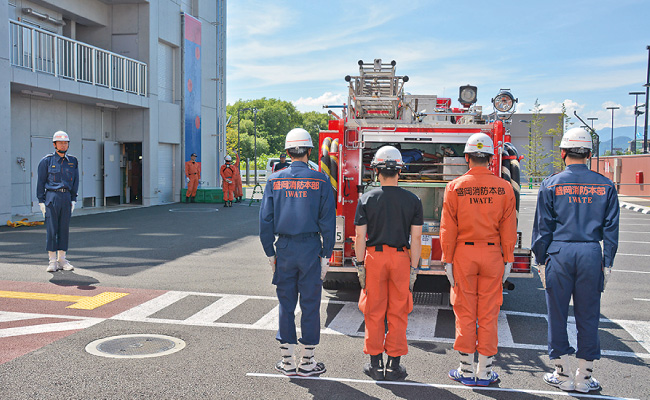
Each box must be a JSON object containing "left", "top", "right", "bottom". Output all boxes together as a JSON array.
[
  {"left": 274, "top": 161, "right": 290, "bottom": 172},
  {"left": 354, "top": 186, "right": 423, "bottom": 248}
]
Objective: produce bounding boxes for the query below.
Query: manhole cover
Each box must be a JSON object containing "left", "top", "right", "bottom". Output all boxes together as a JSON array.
[{"left": 85, "top": 334, "right": 186, "bottom": 359}]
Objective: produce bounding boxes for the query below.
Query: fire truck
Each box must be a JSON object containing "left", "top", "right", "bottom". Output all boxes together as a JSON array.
[{"left": 319, "top": 59, "right": 532, "bottom": 292}]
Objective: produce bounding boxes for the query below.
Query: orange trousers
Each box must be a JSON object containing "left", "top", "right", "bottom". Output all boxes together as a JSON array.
[
  {"left": 222, "top": 180, "right": 234, "bottom": 201},
  {"left": 450, "top": 242, "right": 504, "bottom": 356},
  {"left": 186, "top": 176, "right": 199, "bottom": 198},
  {"left": 234, "top": 171, "right": 243, "bottom": 198},
  {"left": 359, "top": 246, "right": 413, "bottom": 357}
]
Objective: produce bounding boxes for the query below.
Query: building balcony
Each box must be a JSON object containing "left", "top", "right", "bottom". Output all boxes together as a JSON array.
[{"left": 9, "top": 19, "right": 147, "bottom": 97}]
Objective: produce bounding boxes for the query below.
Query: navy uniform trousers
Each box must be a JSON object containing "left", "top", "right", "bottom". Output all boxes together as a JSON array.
[
  {"left": 45, "top": 190, "right": 72, "bottom": 252},
  {"left": 272, "top": 233, "right": 322, "bottom": 346},
  {"left": 545, "top": 241, "right": 603, "bottom": 360}
]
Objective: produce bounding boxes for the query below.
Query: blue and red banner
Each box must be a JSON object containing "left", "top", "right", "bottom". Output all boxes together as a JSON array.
[{"left": 183, "top": 13, "right": 201, "bottom": 164}]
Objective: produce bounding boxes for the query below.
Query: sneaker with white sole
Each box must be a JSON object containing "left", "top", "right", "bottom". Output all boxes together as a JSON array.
[
  {"left": 575, "top": 359, "right": 600, "bottom": 393},
  {"left": 46, "top": 261, "right": 59, "bottom": 272},
  {"left": 59, "top": 260, "right": 74, "bottom": 271},
  {"left": 297, "top": 345, "right": 326, "bottom": 377},
  {"left": 544, "top": 355, "right": 575, "bottom": 392}
]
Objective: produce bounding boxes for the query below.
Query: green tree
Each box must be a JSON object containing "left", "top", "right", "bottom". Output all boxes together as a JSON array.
[
  {"left": 226, "top": 98, "right": 329, "bottom": 163},
  {"left": 546, "top": 103, "right": 571, "bottom": 173},
  {"left": 524, "top": 100, "right": 551, "bottom": 181}
]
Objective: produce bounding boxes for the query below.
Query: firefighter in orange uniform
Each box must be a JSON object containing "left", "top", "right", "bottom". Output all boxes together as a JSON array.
[
  {"left": 185, "top": 153, "right": 201, "bottom": 203},
  {"left": 233, "top": 152, "right": 243, "bottom": 202},
  {"left": 220, "top": 155, "right": 236, "bottom": 207},
  {"left": 441, "top": 133, "right": 517, "bottom": 387},
  {"left": 354, "top": 146, "right": 423, "bottom": 381}
]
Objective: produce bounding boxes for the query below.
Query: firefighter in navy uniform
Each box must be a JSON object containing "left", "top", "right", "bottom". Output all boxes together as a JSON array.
[
  {"left": 36, "top": 131, "right": 79, "bottom": 272},
  {"left": 532, "top": 127, "right": 619, "bottom": 393},
  {"left": 441, "top": 133, "right": 517, "bottom": 387},
  {"left": 274, "top": 153, "right": 290, "bottom": 172},
  {"left": 354, "top": 145, "right": 423, "bottom": 381},
  {"left": 259, "top": 128, "right": 336, "bottom": 377}
]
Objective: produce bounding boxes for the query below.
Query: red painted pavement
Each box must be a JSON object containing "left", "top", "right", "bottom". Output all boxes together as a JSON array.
[{"left": 0, "top": 280, "right": 168, "bottom": 365}]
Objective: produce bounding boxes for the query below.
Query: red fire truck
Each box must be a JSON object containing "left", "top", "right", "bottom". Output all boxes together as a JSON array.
[{"left": 319, "top": 59, "right": 532, "bottom": 292}]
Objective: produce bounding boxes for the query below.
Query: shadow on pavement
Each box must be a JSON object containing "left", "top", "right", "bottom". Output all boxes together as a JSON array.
[{"left": 0, "top": 203, "right": 259, "bottom": 277}]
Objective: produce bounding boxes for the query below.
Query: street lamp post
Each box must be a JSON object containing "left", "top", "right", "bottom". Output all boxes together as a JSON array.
[
  {"left": 630, "top": 91, "right": 645, "bottom": 154},
  {"left": 253, "top": 108, "right": 258, "bottom": 185},
  {"left": 587, "top": 117, "right": 599, "bottom": 172},
  {"left": 606, "top": 106, "right": 619, "bottom": 155},
  {"left": 643, "top": 45, "right": 650, "bottom": 153}
]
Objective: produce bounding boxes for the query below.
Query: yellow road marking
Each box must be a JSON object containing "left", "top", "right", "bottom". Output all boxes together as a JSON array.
[{"left": 0, "top": 290, "right": 129, "bottom": 310}]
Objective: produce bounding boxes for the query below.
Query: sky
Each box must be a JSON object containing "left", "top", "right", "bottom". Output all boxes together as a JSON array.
[{"left": 227, "top": 0, "right": 650, "bottom": 133}]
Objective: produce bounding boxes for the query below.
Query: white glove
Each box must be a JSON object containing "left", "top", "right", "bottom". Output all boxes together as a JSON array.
[
  {"left": 444, "top": 263, "right": 455, "bottom": 287},
  {"left": 227, "top": 180, "right": 232, "bottom": 184},
  {"left": 268, "top": 256, "right": 276, "bottom": 273},
  {"left": 354, "top": 259, "right": 366, "bottom": 289},
  {"left": 537, "top": 264, "right": 546, "bottom": 289},
  {"left": 603, "top": 266, "right": 612, "bottom": 291},
  {"left": 409, "top": 268, "right": 417, "bottom": 292},
  {"left": 320, "top": 257, "right": 329, "bottom": 281},
  {"left": 186, "top": 176, "right": 190, "bottom": 184},
  {"left": 39, "top": 203, "right": 46, "bottom": 217},
  {"left": 71, "top": 201, "right": 76, "bottom": 213},
  {"left": 503, "top": 262, "right": 512, "bottom": 284}
]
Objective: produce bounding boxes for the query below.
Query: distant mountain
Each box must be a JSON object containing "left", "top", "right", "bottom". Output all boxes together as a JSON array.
[{"left": 596, "top": 136, "right": 634, "bottom": 155}]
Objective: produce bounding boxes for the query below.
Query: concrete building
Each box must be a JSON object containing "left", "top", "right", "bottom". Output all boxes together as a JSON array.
[
  {"left": 509, "top": 113, "right": 562, "bottom": 181},
  {"left": 1, "top": 0, "right": 227, "bottom": 225}
]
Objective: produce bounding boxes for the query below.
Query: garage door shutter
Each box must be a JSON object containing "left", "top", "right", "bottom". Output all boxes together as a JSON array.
[{"left": 157, "top": 144, "right": 174, "bottom": 203}]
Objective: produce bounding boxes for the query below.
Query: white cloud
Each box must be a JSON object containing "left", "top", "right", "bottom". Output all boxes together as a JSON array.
[
  {"left": 292, "top": 92, "right": 346, "bottom": 112},
  {"left": 538, "top": 99, "right": 585, "bottom": 114}
]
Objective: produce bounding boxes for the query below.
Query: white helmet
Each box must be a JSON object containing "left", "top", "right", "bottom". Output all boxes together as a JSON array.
[
  {"left": 371, "top": 146, "right": 404, "bottom": 170},
  {"left": 52, "top": 131, "right": 70, "bottom": 142},
  {"left": 560, "top": 127, "right": 592, "bottom": 153},
  {"left": 464, "top": 133, "right": 494, "bottom": 156},
  {"left": 285, "top": 128, "right": 313, "bottom": 150},
  {"left": 224, "top": 155, "right": 232, "bottom": 162}
]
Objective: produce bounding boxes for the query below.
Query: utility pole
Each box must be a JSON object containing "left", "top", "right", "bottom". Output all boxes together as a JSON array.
[
  {"left": 606, "top": 106, "right": 619, "bottom": 155},
  {"left": 630, "top": 92, "right": 645, "bottom": 154},
  {"left": 644, "top": 45, "right": 650, "bottom": 153}
]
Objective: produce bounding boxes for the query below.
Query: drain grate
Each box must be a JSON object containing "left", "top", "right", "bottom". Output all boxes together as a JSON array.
[
  {"left": 412, "top": 292, "right": 449, "bottom": 306},
  {"left": 85, "top": 334, "right": 186, "bottom": 359}
]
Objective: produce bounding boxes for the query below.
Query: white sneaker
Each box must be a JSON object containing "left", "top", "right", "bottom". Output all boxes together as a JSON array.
[
  {"left": 544, "top": 355, "right": 575, "bottom": 391},
  {"left": 59, "top": 260, "right": 74, "bottom": 271},
  {"left": 46, "top": 261, "right": 59, "bottom": 272},
  {"left": 575, "top": 359, "right": 601, "bottom": 393}
]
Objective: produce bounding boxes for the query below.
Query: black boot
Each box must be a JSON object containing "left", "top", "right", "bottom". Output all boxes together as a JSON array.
[
  {"left": 363, "top": 354, "right": 384, "bottom": 380},
  {"left": 384, "top": 356, "right": 407, "bottom": 381},
  {"left": 191, "top": 196, "right": 195, "bottom": 203}
]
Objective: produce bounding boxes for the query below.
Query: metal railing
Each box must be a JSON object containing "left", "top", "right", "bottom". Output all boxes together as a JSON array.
[{"left": 9, "top": 20, "right": 147, "bottom": 96}]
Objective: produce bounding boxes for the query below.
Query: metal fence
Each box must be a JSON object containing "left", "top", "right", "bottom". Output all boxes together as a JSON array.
[{"left": 9, "top": 20, "right": 147, "bottom": 96}]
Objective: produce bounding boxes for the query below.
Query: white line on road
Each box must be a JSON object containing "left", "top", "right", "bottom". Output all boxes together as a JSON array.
[
  {"left": 617, "top": 254, "right": 650, "bottom": 257},
  {"left": 616, "top": 269, "right": 650, "bottom": 274},
  {"left": 246, "top": 373, "right": 640, "bottom": 400},
  {"left": 619, "top": 241, "right": 650, "bottom": 244},
  {"left": 633, "top": 298, "right": 650, "bottom": 302},
  {"left": 0, "top": 312, "right": 103, "bottom": 338}
]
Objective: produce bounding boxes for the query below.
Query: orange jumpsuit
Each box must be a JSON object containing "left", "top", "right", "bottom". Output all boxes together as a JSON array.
[
  {"left": 185, "top": 160, "right": 201, "bottom": 199},
  {"left": 220, "top": 163, "right": 236, "bottom": 202},
  {"left": 440, "top": 166, "right": 517, "bottom": 357},
  {"left": 233, "top": 154, "right": 243, "bottom": 199}
]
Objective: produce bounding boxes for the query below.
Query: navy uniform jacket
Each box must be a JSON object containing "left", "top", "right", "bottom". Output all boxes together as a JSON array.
[
  {"left": 260, "top": 161, "right": 336, "bottom": 259},
  {"left": 37, "top": 152, "right": 79, "bottom": 202},
  {"left": 532, "top": 164, "right": 619, "bottom": 268}
]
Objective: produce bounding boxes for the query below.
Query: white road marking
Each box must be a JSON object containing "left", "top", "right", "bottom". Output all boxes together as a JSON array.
[
  {"left": 246, "top": 373, "right": 640, "bottom": 400},
  {"left": 251, "top": 305, "right": 280, "bottom": 330},
  {"left": 406, "top": 305, "right": 438, "bottom": 341},
  {"left": 111, "top": 291, "right": 190, "bottom": 320},
  {"left": 616, "top": 254, "right": 650, "bottom": 258},
  {"left": 0, "top": 311, "right": 103, "bottom": 338},
  {"left": 322, "top": 302, "right": 364, "bottom": 336},
  {"left": 616, "top": 269, "right": 650, "bottom": 274},
  {"left": 633, "top": 298, "right": 650, "bottom": 302},
  {"left": 619, "top": 240, "right": 650, "bottom": 244},
  {"left": 184, "top": 294, "right": 248, "bottom": 324},
  {"left": 497, "top": 312, "right": 514, "bottom": 347}
]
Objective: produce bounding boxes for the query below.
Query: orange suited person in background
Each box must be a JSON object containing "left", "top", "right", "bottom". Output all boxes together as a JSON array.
[
  {"left": 441, "top": 133, "right": 517, "bottom": 387},
  {"left": 233, "top": 152, "right": 243, "bottom": 203},
  {"left": 220, "top": 155, "right": 236, "bottom": 207},
  {"left": 185, "top": 153, "right": 201, "bottom": 203}
]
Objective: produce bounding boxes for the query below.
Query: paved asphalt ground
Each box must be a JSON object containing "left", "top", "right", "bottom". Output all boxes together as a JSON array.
[{"left": 1, "top": 190, "right": 649, "bottom": 400}]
